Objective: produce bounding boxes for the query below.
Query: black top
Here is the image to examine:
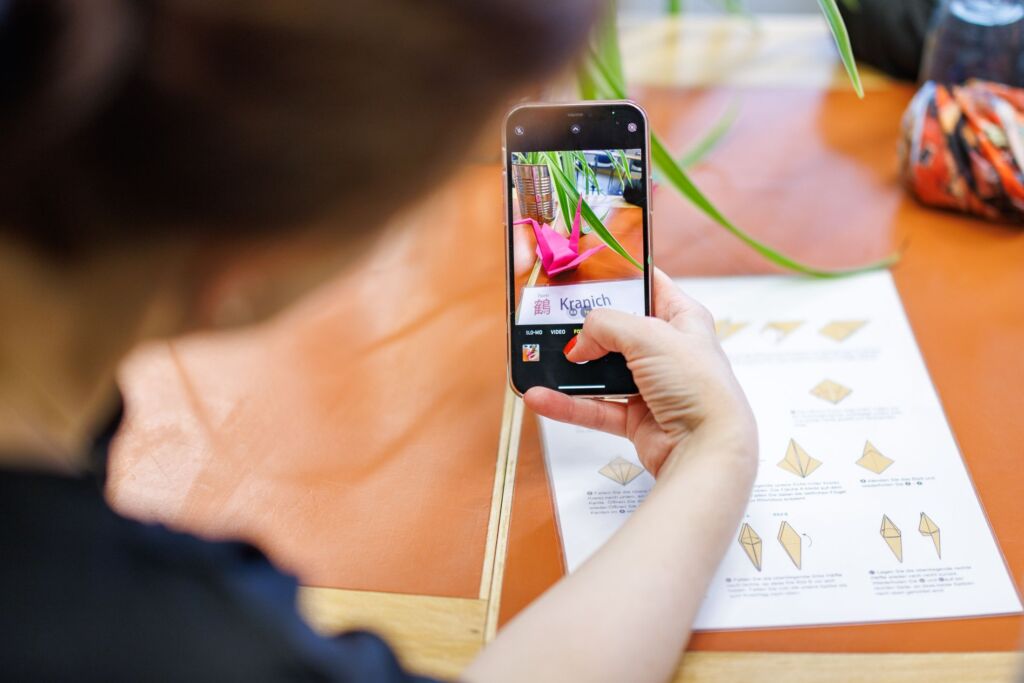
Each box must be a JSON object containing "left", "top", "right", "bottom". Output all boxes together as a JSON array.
[{"left": 0, "top": 408, "right": 441, "bottom": 682}]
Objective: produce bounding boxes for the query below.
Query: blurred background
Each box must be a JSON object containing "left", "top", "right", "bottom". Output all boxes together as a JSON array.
[{"left": 623, "top": 0, "right": 818, "bottom": 12}]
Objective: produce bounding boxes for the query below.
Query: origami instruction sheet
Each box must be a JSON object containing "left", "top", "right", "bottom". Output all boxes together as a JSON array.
[{"left": 539, "top": 272, "right": 1022, "bottom": 630}]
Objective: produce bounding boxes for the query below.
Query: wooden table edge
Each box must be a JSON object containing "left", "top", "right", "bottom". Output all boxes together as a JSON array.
[{"left": 298, "top": 585, "right": 1022, "bottom": 682}]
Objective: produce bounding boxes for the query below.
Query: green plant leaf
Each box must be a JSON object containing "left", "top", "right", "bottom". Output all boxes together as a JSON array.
[
  {"left": 572, "top": 152, "right": 600, "bottom": 228},
  {"left": 542, "top": 152, "right": 643, "bottom": 270},
  {"left": 553, "top": 176, "right": 573, "bottom": 235},
  {"left": 594, "top": 3, "right": 624, "bottom": 88},
  {"left": 587, "top": 48, "right": 896, "bottom": 277},
  {"left": 677, "top": 99, "right": 740, "bottom": 168},
  {"left": 652, "top": 136, "right": 895, "bottom": 277},
  {"left": 512, "top": 151, "right": 540, "bottom": 165},
  {"left": 712, "top": 0, "right": 755, "bottom": 19},
  {"left": 577, "top": 62, "right": 599, "bottom": 100},
  {"left": 667, "top": 0, "right": 683, "bottom": 14},
  {"left": 816, "top": 0, "right": 864, "bottom": 98},
  {"left": 555, "top": 153, "right": 575, "bottom": 231},
  {"left": 572, "top": 151, "right": 599, "bottom": 196}
]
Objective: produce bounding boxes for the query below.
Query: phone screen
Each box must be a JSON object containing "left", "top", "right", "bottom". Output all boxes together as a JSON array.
[{"left": 505, "top": 102, "right": 651, "bottom": 396}]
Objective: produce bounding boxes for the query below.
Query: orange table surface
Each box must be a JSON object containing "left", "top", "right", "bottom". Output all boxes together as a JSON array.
[{"left": 110, "top": 83, "right": 1024, "bottom": 653}]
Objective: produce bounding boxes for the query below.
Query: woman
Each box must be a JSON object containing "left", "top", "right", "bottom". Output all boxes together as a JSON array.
[{"left": 0, "top": 1, "right": 757, "bottom": 681}]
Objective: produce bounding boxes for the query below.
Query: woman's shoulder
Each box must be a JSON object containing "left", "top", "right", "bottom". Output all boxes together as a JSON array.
[{"left": 0, "top": 467, "right": 439, "bottom": 683}]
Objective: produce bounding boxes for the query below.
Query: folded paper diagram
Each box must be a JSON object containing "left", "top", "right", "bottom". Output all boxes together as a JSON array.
[
  {"left": 738, "top": 523, "right": 763, "bottom": 571},
  {"left": 514, "top": 196, "right": 605, "bottom": 277},
  {"left": 597, "top": 456, "right": 644, "bottom": 486},
  {"left": 881, "top": 515, "right": 903, "bottom": 562},
  {"left": 777, "top": 439, "right": 822, "bottom": 478},
  {"left": 819, "top": 320, "right": 867, "bottom": 342},
  {"left": 919, "top": 512, "right": 942, "bottom": 559},
  {"left": 810, "top": 378, "right": 852, "bottom": 404},
  {"left": 715, "top": 319, "right": 747, "bottom": 341},
  {"left": 856, "top": 441, "right": 895, "bottom": 475},
  {"left": 777, "top": 521, "right": 803, "bottom": 569},
  {"left": 763, "top": 321, "right": 803, "bottom": 341}
]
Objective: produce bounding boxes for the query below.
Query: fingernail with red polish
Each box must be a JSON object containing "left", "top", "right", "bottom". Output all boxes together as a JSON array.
[{"left": 563, "top": 336, "right": 578, "bottom": 356}]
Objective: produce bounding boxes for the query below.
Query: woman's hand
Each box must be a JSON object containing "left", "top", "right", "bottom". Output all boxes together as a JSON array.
[
  {"left": 524, "top": 268, "right": 757, "bottom": 479},
  {"left": 469, "top": 270, "right": 758, "bottom": 683}
]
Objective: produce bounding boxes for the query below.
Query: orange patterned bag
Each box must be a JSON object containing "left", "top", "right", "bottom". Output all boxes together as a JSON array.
[{"left": 900, "top": 80, "right": 1024, "bottom": 222}]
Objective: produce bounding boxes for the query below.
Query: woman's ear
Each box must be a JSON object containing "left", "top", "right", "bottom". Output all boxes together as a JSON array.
[{"left": 178, "top": 240, "right": 268, "bottom": 331}]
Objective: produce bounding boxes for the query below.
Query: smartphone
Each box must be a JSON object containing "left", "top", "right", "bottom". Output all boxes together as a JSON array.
[{"left": 504, "top": 101, "right": 652, "bottom": 397}]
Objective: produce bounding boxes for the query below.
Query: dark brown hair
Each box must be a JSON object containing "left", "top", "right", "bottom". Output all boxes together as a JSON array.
[{"left": 0, "top": 0, "right": 602, "bottom": 254}]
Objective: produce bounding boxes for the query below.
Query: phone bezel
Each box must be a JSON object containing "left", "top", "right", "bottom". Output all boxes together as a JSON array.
[{"left": 502, "top": 100, "right": 653, "bottom": 399}]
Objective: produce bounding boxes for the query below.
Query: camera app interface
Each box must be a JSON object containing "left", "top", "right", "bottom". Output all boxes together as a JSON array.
[{"left": 509, "top": 146, "right": 647, "bottom": 394}]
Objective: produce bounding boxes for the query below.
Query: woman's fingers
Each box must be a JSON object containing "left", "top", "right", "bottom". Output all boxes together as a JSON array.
[
  {"left": 566, "top": 270, "right": 712, "bottom": 366},
  {"left": 651, "top": 267, "right": 686, "bottom": 322},
  {"left": 651, "top": 267, "right": 714, "bottom": 332},
  {"left": 565, "top": 307, "right": 659, "bottom": 363},
  {"left": 524, "top": 387, "right": 628, "bottom": 438}
]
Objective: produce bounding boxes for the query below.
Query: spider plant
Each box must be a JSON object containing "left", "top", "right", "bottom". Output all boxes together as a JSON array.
[
  {"left": 575, "top": 1, "right": 894, "bottom": 277},
  {"left": 514, "top": 151, "right": 543, "bottom": 165},
  {"left": 606, "top": 149, "right": 636, "bottom": 192}
]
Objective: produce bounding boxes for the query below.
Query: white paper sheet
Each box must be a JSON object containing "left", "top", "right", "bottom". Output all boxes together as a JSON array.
[
  {"left": 539, "top": 272, "right": 1023, "bottom": 630},
  {"left": 517, "top": 278, "right": 645, "bottom": 326}
]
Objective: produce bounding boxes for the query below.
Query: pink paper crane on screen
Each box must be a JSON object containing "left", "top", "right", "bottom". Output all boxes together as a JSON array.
[{"left": 514, "top": 196, "right": 605, "bottom": 277}]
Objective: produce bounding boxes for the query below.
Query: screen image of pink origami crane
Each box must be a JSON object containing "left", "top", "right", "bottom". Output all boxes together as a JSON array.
[{"left": 514, "top": 197, "right": 605, "bottom": 278}]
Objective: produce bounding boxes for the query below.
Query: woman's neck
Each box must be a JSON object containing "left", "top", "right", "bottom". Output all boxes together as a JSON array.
[{"left": 0, "top": 238, "right": 190, "bottom": 474}]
